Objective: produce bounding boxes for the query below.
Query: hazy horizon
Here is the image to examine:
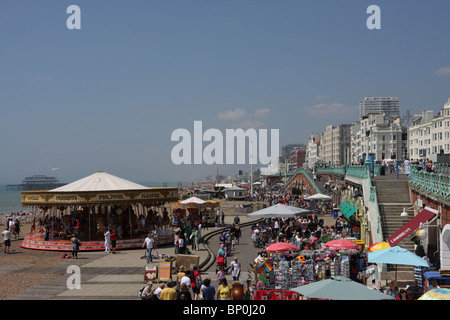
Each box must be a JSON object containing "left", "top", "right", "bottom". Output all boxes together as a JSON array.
[{"left": 1, "top": 1, "right": 449, "bottom": 184}]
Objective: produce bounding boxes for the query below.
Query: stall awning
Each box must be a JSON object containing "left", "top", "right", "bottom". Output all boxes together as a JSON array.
[{"left": 387, "top": 206, "right": 437, "bottom": 247}]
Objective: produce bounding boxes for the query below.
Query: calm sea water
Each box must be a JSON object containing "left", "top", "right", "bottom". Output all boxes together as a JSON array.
[
  {"left": 0, "top": 186, "right": 23, "bottom": 214},
  {"left": 0, "top": 182, "right": 184, "bottom": 215}
]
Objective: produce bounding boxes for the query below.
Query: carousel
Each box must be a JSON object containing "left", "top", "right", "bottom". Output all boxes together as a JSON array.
[
  {"left": 170, "top": 196, "right": 220, "bottom": 228},
  {"left": 20, "top": 171, "right": 178, "bottom": 251}
]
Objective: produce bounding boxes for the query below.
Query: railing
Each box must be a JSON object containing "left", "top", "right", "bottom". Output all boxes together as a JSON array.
[
  {"left": 409, "top": 167, "right": 450, "bottom": 201},
  {"left": 316, "top": 166, "right": 346, "bottom": 176},
  {"left": 346, "top": 165, "right": 368, "bottom": 179},
  {"left": 434, "top": 163, "right": 450, "bottom": 174},
  {"left": 283, "top": 170, "right": 321, "bottom": 194},
  {"left": 315, "top": 163, "right": 383, "bottom": 241}
]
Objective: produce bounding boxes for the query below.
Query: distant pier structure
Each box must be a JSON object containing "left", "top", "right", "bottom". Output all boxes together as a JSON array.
[{"left": 6, "top": 175, "right": 66, "bottom": 191}]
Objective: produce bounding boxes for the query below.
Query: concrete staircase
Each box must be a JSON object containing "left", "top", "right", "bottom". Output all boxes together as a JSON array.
[{"left": 373, "top": 178, "right": 416, "bottom": 286}]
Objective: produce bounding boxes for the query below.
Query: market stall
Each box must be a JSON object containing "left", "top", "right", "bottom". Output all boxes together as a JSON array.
[{"left": 247, "top": 240, "right": 369, "bottom": 299}]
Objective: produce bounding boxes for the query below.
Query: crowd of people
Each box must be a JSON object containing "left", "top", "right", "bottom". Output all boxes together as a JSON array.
[
  {"left": 250, "top": 214, "right": 352, "bottom": 252},
  {"left": 139, "top": 264, "right": 235, "bottom": 301}
]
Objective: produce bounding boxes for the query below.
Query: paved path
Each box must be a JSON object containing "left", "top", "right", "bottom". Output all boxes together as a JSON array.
[{"left": 5, "top": 214, "right": 262, "bottom": 300}]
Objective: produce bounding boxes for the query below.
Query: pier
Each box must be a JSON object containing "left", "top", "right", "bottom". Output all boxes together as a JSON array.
[{"left": 6, "top": 175, "right": 66, "bottom": 191}]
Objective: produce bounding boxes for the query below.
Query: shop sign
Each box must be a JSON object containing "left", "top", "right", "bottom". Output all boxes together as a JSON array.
[{"left": 387, "top": 206, "right": 437, "bottom": 247}]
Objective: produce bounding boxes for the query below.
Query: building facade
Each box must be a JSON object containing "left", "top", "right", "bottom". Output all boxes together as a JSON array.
[
  {"left": 408, "top": 99, "right": 450, "bottom": 161},
  {"left": 359, "top": 97, "right": 400, "bottom": 120},
  {"left": 351, "top": 113, "right": 406, "bottom": 163},
  {"left": 321, "top": 124, "right": 352, "bottom": 166},
  {"left": 305, "top": 133, "right": 322, "bottom": 169}
]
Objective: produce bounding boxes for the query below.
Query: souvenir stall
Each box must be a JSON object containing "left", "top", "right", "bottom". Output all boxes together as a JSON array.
[{"left": 248, "top": 239, "right": 367, "bottom": 299}]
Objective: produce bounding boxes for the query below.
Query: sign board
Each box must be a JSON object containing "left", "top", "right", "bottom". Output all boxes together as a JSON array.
[
  {"left": 176, "top": 254, "right": 200, "bottom": 272},
  {"left": 387, "top": 206, "right": 437, "bottom": 247},
  {"left": 145, "top": 265, "right": 157, "bottom": 282},
  {"left": 158, "top": 261, "right": 173, "bottom": 282}
]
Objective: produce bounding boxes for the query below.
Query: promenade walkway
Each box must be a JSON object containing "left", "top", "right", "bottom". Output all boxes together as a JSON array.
[{"left": 5, "top": 214, "right": 260, "bottom": 300}]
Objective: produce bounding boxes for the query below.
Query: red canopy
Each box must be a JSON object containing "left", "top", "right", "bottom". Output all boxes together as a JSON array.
[
  {"left": 265, "top": 242, "right": 299, "bottom": 252},
  {"left": 322, "top": 239, "right": 358, "bottom": 250}
]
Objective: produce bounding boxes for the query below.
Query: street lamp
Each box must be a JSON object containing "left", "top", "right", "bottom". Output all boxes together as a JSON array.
[{"left": 400, "top": 208, "right": 408, "bottom": 217}]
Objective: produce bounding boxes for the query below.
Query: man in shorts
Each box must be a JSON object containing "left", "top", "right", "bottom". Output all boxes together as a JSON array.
[{"left": 2, "top": 228, "right": 12, "bottom": 253}]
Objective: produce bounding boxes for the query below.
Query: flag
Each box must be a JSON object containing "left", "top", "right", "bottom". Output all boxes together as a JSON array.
[{"left": 263, "top": 260, "right": 273, "bottom": 272}]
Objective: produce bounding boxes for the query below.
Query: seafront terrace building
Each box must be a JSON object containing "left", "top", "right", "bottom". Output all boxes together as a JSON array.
[
  {"left": 350, "top": 113, "right": 406, "bottom": 163},
  {"left": 408, "top": 110, "right": 434, "bottom": 161},
  {"left": 408, "top": 99, "right": 450, "bottom": 161},
  {"left": 305, "top": 133, "right": 322, "bottom": 169},
  {"left": 320, "top": 124, "right": 351, "bottom": 166}
]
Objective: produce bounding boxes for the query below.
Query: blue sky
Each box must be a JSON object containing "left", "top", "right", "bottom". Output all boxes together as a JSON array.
[{"left": 1, "top": 0, "right": 449, "bottom": 184}]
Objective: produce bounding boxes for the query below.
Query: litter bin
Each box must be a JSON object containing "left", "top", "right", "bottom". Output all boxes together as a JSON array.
[{"left": 380, "top": 165, "right": 385, "bottom": 175}]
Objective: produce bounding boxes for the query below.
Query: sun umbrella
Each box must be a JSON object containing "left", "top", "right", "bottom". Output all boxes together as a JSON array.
[
  {"left": 246, "top": 203, "right": 310, "bottom": 218},
  {"left": 265, "top": 242, "right": 299, "bottom": 253},
  {"left": 322, "top": 239, "right": 359, "bottom": 250},
  {"left": 418, "top": 288, "right": 450, "bottom": 300},
  {"left": 180, "top": 196, "right": 206, "bottom": 204},
  {"left": 368, "top": 246, "right": 429, "bottom": 280},
  {"left": 367, "top": 242, "right": 390, "bottom": 252},
  {"left": 368, "top": 246, "right": 429, "bottom": 267},
  {"left": 179, "top": 196, "right": 207, "bottom": 209},
  {"left": 290, "top": 276, "right": 394, "bottom": 300},
  {"left": 306, "top": 193, "right": 332, "bottom": 200}
]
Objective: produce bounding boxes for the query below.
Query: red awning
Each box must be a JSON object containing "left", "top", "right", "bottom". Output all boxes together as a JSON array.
[{"left": 387, "top": 206, "right": 437, "bottom": 247}]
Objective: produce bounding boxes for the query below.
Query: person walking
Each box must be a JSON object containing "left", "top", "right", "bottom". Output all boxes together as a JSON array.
[
  {"left": 178, "top": 283, "right": 192, "bottom": 300},
  {"left": 71, "top": 234, "right": 81, "bottom": 259},
  {"left": 200, "top": 278, "right": 215, "bottom": 300},
  {"left": 104, "top": 229, "right": 111, "bottom": 253},
  {"left": 160, "top": 281, "right": 177, "bottom": 300},
  {"left": 191, "top": 265, "right": 202, "bottom": 300},
  {"left": 178, "top": 233, "right": 185, "bottom": 254},
  {"left": 2, "top": 227, "right": 12, "bottom": 253},
  {"left": 192, "top": 227, "right": 199, "bottom": 251},
  {"left": 14, "top": 219, "right": 20, "bottom": 239},
  {"left": 217, "top": 278, "right": 232, "bottom": 300},
  {"left": 110, "top": 229, "right": 116, "bottom": 254},
  {"left": 230, "top": 257, "right": 241, "bottom": 281},
  {"left": 142, "top": 233, "right": 155, "bottom": 263}
]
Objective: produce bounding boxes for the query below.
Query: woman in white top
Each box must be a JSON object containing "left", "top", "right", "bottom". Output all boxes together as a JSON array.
[{"left": 230, "top": 257, "right": 241, "bottom": 281}]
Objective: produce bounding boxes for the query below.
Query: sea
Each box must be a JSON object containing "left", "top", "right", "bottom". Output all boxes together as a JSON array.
[{"left": 0, "top": 181, "right": 184, "bottom": 215}]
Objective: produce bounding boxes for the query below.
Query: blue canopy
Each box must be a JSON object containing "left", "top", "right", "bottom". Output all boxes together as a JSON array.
[{"left": 368, "top": 246, "right": 429, "bottom": 267}]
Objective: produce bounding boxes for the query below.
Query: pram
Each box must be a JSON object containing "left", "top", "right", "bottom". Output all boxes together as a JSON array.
[
  {"left": 251, "top": 230, "right": 264, "bottom": 248},
  {"left": 216, "top": 256, "right": 229, "bottom": 273}
]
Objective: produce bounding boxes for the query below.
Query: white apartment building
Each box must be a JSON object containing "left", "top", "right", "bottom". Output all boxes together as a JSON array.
[
  {"left": 305, "top": 133, "right": 322, "bottom": 169},
  {"left": 408, "top": 110, "right": 434, "bottom": 161},
  {"left": 409, "top": 99, "right": 450, "bottom": 161},
  {"left": 321, "top": 124, "right": 352, "bottom": 166},
  {"left": 359, "top": 97, "right": 400, "bottom": 120},
  {"left": 350, "top": 113, "right": 406, "bottom": 163}
]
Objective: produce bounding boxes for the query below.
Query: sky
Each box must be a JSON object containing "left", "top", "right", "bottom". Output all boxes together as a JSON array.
[{"left": 0, "top": 0, "right": 449, "bottom": 185}]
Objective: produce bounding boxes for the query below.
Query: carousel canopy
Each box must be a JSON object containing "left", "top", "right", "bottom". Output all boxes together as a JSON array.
[
  {"left": 51, "top": 171, "right": 149, "bottom": 192},
  {"left": 21, "top": 171, "right": 178, "bottom": 207}
]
